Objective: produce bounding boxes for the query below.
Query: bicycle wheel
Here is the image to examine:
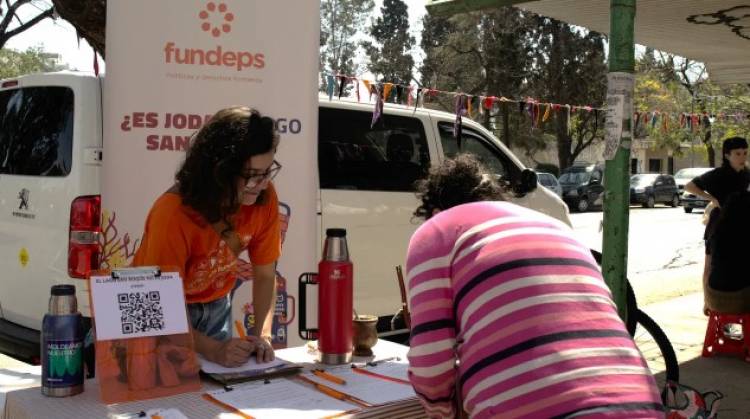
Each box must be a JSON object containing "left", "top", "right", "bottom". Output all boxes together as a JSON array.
[{"left": 633, "top": 308, "right": 680, "bottom": 390}]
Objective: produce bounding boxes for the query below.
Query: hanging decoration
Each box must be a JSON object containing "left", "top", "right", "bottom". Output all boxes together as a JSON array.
[
  {"left": 454, "top": 94, "right": 466, "bottom": 148},
  {"left": 321, "top": 73, "right": 750, "bottom": 134}
]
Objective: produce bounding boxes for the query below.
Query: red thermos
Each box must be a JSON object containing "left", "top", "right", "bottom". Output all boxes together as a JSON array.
[{"left": 318, "top": 228, "right": 353, "bottom": 364}]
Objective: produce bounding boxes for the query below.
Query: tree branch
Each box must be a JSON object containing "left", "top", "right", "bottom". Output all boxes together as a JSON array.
[
  {"left": 0, "top": 4, "right": 52, "bottom": 49},
  {"left": 0, "top": 0, "right": 31, "bottom": 34}
]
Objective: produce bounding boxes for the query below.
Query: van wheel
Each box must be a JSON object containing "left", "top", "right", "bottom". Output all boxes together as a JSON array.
[
  {"left": 643, "top": 195, "right": 655, "bottom": 208},
  {"left": 577, "top": 198, "right": 589, "bottom": 212},
  {"left": 670, "top": 194, "right": 679, "bottom": 207},
  {"left": 684, "top": 207, "right": 693, "bottom": 213}
]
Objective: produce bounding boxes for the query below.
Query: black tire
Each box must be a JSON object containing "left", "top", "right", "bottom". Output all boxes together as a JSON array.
[
  {"left": 633, "top": 309, "right": 680, "bottom": 391},
  {"left": 644, "top": 195, "right": 655, "bottom": 208},
  {"left": 670, "top": 194, "right": 679, "bottom": 207},
  {"left": 684, "top": 207, "right": 693, "bottom": 213},
  {"left": 577, "top": 197, "right": 589, "bottom": 212},
  {"left": 588, "top": 250, "right": 679, "bottom": 396}
]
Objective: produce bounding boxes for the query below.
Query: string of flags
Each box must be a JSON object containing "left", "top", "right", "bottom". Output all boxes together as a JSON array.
[
  {"left": 322, "top": 73, "right": 750, "bottom": 142},
  {"left": 633, "top": 110, "right": 750, "bottom": 133},
  {"left": 323, "top": 73, "right": 605, "bottom": 142}
]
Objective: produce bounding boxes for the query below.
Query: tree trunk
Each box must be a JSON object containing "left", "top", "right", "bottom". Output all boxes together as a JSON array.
[
  {"left": 702, "top": 115, "right": 715, "bottom": 167},
  {"left": 502, "top": 102, "right": 510, "bottom": 147},
  {"left": 51, "top": 0, "right": 106, "bottom": 57},
  {"left": 556, "top": 110, "right": 573, "bottom": 169}
]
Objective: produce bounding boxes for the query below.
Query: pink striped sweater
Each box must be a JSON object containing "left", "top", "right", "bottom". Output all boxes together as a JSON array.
[{"left": 405, "top": 202, "right": 663, "bottom": 418}]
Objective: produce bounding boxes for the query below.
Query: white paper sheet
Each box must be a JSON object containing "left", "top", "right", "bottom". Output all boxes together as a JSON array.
[
  {"left": 206, "top": 379, "right": 357, "bottom": 419},
  {"left": 198, "top": 354, "right": 286, "bottom": 374},
  {"left": 303, "top": 362, "right": 415, "bottom": 406},
  {"left": 90, "top": 270, "right": 189, "bottom": 341}
]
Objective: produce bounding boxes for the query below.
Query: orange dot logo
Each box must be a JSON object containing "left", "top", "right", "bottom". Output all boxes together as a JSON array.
[{"left": 199, "top": 2, "right": 234, "bottom": 38}]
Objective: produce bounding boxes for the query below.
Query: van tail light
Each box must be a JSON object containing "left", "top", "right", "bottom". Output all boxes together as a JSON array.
[{"left": 68, "top": 195, "right": 101, "bottom": 279}]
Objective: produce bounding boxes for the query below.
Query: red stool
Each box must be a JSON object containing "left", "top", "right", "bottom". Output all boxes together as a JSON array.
[{"left": 702, "top": 310, "right": 750, "bottom": 360}]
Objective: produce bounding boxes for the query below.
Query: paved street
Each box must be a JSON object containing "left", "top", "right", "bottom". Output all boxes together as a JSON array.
[{"left": 570, "top": 205, "right": 706, "bottom": 305}]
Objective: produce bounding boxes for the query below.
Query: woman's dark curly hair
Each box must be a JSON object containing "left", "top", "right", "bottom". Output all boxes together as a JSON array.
[
  {"left": 413, "top": 154, "right": 507, "bottom": 220},
  {"left": 176, "top": 106, "right": 278, "bottom": 224}
]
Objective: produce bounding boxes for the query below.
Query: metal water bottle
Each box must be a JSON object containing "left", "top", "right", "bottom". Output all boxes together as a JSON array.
[
  {"left": 318, "top": 228, "right": 353, "bottom": 364},
  {"left": 41, "top": 284, "right": 84, "bottom": 397}
]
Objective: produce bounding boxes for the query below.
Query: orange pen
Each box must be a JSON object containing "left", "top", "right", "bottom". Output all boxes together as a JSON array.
[
  {"left": 312, "top": 369, "right": 347, "bottom": 385},
  {"left": 234, "top": 320, "right": 246, "bottom": 339},
  {"left": 296, "top": 375, "right": 371, "bottom": 407}
]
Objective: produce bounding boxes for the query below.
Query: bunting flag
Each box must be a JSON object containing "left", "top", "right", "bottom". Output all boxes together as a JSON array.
[
  {"left": 337, "top": 76, "right": 347, "bottom": 100},
  {"left": 320, "top": 74, "right": 749, "bottom": 134},
  {"left": 383, "top": 83, "right": 394, "bottom": 103},
  {"left": 326, "top": 75, "right": 335, "bottom": 101},
  {"left": 371, "top": 85, "right": 384, "bottom": 128},
  {"left": 542, "top": 104, "right": 551, "bottom": 122},
  {"left": 484, "top": 96, "right": 495, "bottom": 111},
  {"left": 454, "top": 94, "right": 466, "bottom": 148},
  {"left": 362, "top": 79, "right": 373, "bottom": 101},
  {"left": 354, "top": 77, "right": 360, "bottom": 102}
]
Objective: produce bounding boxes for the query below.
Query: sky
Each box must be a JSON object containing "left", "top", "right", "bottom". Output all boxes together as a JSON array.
[{"left": 5, "top": 0, "right": 429, "bottom": 75}]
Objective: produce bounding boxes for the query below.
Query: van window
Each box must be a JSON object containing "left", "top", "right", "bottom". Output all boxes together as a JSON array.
[
  {"left": 319, "top": 107, "right": 429, "bottom": 191},
  {"left": 438, "top": 122, "right": 512, "bottom": 178},
  {"left": 0, "top": 86, "right": 74, "bottom": 176}
]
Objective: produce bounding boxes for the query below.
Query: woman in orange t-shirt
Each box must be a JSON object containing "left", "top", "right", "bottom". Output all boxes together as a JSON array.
[{"left": 133, "top": 107, "right": 282, "bottom": 367}]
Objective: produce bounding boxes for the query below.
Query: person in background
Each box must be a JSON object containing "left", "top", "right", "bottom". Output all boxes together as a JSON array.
[
  {"left": 684, "top": 136, "right": 749, "bottom": 314},
  {"left": 133, "top": 106, "right": 282, "bottom": 367},
  {"left": 405, "top": 154, "right": 662, "bottom": 418},
  {"left": 705, "top": 190, "right": 750, "bottom": 314}
]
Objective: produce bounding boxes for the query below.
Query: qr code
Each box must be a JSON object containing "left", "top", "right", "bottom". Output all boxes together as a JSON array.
[{"left": 118, "top": 291, "right": 164, "bottom": 335}]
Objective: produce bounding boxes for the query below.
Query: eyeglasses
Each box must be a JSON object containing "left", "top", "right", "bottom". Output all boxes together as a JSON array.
[{"left": 241, "top": 160, "right": 282, "bottom": 187}]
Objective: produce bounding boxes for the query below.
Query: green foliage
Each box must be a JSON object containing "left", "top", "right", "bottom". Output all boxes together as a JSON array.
[
  {"left": 320, "top": 0, "right": 375, "bottom": 90},
  {"left": 634, "top": 54, "right": 750, "bottom": 165},
  {"left": 363, "top": 0, "right": 414, "bottom": 85},
  {"left": 0, "top": 47, "right": 61, "bottom": 79}
]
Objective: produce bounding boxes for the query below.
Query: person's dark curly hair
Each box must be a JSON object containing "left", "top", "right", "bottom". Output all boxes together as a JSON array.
[
  {"left": 176, "top": 106, "right": 278, "bottom": 224},
  {"left": 413, "top": 154, "right": 507, "bottom": 220}
]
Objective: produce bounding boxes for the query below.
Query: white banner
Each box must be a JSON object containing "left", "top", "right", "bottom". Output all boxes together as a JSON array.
[{"left": 103, "top": 0, "right": 319, "bottom": 347}]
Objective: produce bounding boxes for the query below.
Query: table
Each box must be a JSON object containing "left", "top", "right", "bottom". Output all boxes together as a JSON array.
[{"left": 3, "top": 340, "right": 426, "bottom": 419}]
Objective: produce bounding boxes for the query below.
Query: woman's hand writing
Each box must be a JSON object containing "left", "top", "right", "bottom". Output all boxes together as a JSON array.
[{"left": 213, "top": 338, "right": 257, "bottom": 367}]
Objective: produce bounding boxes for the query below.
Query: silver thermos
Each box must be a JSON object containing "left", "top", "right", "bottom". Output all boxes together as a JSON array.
[{"left": 41, "top": 284, "right": 84, "bottom": 397}]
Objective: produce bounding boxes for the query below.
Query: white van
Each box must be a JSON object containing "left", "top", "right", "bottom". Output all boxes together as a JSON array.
[{"left": 0, "top": 72, "right": 570, "bottom": 362}]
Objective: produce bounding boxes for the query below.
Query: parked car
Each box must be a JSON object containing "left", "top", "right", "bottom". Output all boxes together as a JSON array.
[
  {"left": 629, "top": 173, "right": 680, "bottom": 208},
  {"left": 0, "top": 72, "right": 572, "bottom": 362},
  {"left": 674, "top": 167, "right": 712, "bottom": 213},
  {"left": 559, "top": 162, "right": 605, "bottom": 212},
  {"left": 536, "top": 171, "right": 563, "bottom": 197}
]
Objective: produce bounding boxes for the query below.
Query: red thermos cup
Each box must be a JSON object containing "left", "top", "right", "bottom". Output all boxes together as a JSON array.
[{"left": 318, "top": 228, "right": 353, "bottom": 364}]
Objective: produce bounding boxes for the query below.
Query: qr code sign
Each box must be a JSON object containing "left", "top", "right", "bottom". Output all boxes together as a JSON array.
[{"left": 118, "top": 291, "right": 165, "bottom": 335}]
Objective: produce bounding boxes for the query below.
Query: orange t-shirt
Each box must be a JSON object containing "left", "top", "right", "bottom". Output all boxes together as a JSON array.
[{"left": 132, "top": 183, "right": 281, "bottom": 304}]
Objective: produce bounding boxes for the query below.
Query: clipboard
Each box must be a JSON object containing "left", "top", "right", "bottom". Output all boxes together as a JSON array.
[
  {"left": 89, "top": 266, "right": 202, "bottom": 404},
  {"left": 200, "top": 360, "right": 303, "bottom": 386}
]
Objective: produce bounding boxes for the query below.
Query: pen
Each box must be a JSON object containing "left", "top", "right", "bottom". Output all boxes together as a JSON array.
[
  {"left": 351, "top": 356, "right": 400, "bottom": 368},
  {"left": 296, "top": 375, "right": 371, "bottom": 407},
  {"left": 234, "top": 320, "right": 246, "bottom": 339},
  {"left": 312, "top": 369, "right": 347, "bottom": 385},
  {"left": 351, "top": 366, "right": 411, "bottom": 386}
]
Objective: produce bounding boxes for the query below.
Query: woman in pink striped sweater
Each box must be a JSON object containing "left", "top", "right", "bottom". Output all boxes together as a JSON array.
[{"left": 406, "top": 155, "right": 663, "bottom": 418}]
